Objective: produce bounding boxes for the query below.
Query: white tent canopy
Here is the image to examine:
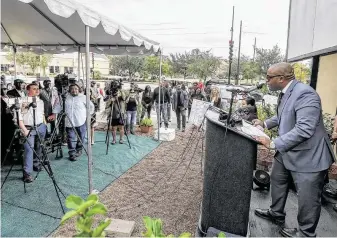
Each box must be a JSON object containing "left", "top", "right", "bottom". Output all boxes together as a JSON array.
[{"left": 1, "top": 0, "right": 160, "bottom": 55}]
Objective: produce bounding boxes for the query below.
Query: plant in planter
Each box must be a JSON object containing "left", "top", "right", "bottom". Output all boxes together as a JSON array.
[
  {"left": 140, "top": 118, "right": 154, "bottom": 133},
  {"left": 142, "top": 216, "right": 191, "bottom": 237},
  {"left": 60, "top": 194, "right": 111, "bottom": 237}
]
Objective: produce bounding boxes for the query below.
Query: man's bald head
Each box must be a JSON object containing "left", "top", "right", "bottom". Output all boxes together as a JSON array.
[
  {"left": 268, "top": 62, "right": 295, "bottom": 80},
  {"left": 266, "top": 62, "right": 295, "bottom": 91}
]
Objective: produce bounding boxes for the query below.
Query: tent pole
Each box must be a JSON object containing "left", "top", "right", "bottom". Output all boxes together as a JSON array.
[
  {"left": 157, "top": 49, "right": 163, "bottom": 141},
  {"left": 85, "top": 25, "right": 93, "bottom": 194},
  {"left": 78, "top": 46, "right": 81, "bottom": 80},
  {"left": 13, "top": 47, "right": 17, "bottom": 78}
]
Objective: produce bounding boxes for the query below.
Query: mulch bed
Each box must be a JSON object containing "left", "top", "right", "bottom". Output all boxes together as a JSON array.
[{"left": 52, "top": 126, "right": 204, "bottom": 237}]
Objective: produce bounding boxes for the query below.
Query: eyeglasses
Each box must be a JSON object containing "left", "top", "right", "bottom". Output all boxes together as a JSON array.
[{"left": 266, "top": 75, "right": 283, "bottom": 80}]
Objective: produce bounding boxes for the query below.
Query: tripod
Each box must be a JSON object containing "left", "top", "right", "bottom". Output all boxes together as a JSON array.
[
  {"left": 47, "top": 92, "right": 89, "bottom": 159},
  {"left": 105, "top": 93, "right": 131, "bottom": 155},
  {"left": 1, "top": 97, "right": 66, "bottom": 213}
]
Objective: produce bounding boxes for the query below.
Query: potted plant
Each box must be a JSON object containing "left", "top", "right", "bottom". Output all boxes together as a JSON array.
[{"left": 140, "top": 118, "right": 153, "bottom": 133}]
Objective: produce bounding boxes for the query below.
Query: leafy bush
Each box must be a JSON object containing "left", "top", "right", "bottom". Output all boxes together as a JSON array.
[
  {"left": 323, "top": 113, "right": 335, "bottom": 137},
  {"left": 140, "top": 118, "right": 153, "bottom": 127},
  {"left": 60, "top": 194, "right": 111, "bottom": 237},
  {"left": 93, "top": 70, "right": 102, "bottom": 80},
  {"left": 257, "top": 104, "right": 278, "bottom": 139}
]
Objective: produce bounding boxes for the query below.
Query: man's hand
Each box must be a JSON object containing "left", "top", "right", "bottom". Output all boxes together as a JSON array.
[
  {"left": 48, "top": 114, "right": 56, "bottom": 121},
  {"left": 252, "top": 119, "right": 264, "bottom": 128},
  {"left": 22, "top": 129, "right": 29, "bottom": 137},
  {"left": 254, "top": 136, "right": 271, "bottom": 148}
]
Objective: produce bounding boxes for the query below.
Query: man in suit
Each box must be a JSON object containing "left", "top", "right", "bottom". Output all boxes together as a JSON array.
[{"left": 253, "top": 62, "right": 336, "bottom": 237}]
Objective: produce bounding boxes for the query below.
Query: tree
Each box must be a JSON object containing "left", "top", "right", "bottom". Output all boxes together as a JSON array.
[
  {"left": 6, "top": 52, "right": 30, "bottom": 72},
  {"left": 40, "top": 54, "right": 53, "bottom": 76},
  {"left": 187, "top": 49, "right": 221, "bottom": 82},
  {"left": 144, "top": 56, "right": 160, "bottom": 78},
  {"left": 26, "top": 53, "right": 40, "bottom": 74},
  {"left": 109, "top": 56, "right": 144, "bottom": 79},
  {"left": 292, "top": 62, "right": 311, "bottom": 83},
  {"left": 255, "top": 45, "right": 284, "bottom": 75}
]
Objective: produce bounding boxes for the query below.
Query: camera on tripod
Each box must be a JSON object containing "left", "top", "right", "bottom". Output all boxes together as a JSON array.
[
  {"left": 107, "top": 80, "right": 122, "bottom": 97},
  {"left": 54, "top": 73, "right": 77, "bottom": 94}
]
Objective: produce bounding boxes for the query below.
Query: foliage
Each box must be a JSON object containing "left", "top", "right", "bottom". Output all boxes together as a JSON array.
[
  {"left": 218, "top": 232, "right": 226, "bottom": 238},
  {"left": 187, "top": 49, "right": 221, "bottom": 82},
  {"left": 323, "top": 113, "right": 335, "bottom": 136},
  {"left": 257, "top": 104, "right": 278, "bottom": 139},
  {"left": 40, "top": 54, "right": 53, "bottom": 76},
  {"left": 255, "top": 45, "right": 284, "bottom": 75},
  {"left": 292, "top": 62, "right": 311, "bottom": 84},
  {"left": 142, "top": 216, "right": 191, "bottom": 238},
  {"left": 109, "top": 56, "right": 144, "bottom": 79},
  {"left": 140, "top": 118, "right": 153, "bottom": 127},
  {"left": 93, "top": 70, "right": 102, "bottom": 80},
  {"left": 60, "top": 194, "right": 111, "bottom": 237}
]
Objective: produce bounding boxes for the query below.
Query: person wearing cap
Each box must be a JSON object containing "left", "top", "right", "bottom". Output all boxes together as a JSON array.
[
  {"left": 65, "top": 84, "right": 94, "bottom": 161},
  {"left": 7, "top": 78, "right": 26, "bottom": 98},
  {"left": 39, "top": 79, "right": 61, "bottom": 137}
]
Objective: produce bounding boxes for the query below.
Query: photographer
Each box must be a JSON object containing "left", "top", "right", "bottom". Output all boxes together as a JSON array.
[
  {"left": 140, "top": 85, "right": 153, "bottom": 121},
  {"left": 126, "top": 87, "right": 139, "bottom": 134},
  {"left": 65, "top": 84, "right": 94, "bottom": 161},
  {"left": 17, "top": 83, "right": 52, "bottom": 183},
  {"left": 105, "top": 80, "right": 126, "bottom": 144}
]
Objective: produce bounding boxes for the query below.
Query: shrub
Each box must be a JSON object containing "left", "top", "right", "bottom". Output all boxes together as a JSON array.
[
  {"left": 140, "top": 118, "right": 153, "bottom": 127},
  {"left": 257, "top": 104, "right": 278, "bottom": 139}
]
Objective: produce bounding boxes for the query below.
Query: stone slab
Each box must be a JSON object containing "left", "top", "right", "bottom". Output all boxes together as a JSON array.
[
  {"left": 153, "top": 128, "right": 175, "bottom": 141},
  {"left": 105, "top": 218, "right": 135, "bottom": 237}
]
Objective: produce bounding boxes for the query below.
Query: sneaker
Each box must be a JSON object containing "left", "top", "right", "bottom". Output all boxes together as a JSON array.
[
  {"left": 23, "top": 174, "right": 33, "bottom": 183},
  {"left": 75, "top": 150, "right": 82, "bottom": 157},
  {"left": 69, "top": 155, "right": 77, "bottom": 161}
]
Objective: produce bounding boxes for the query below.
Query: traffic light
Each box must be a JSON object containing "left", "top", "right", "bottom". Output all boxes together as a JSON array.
[{"left": 229, "top": 40, "right": 234, "bottom": 61}]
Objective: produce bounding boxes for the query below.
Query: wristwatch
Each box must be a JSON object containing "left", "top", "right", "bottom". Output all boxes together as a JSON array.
[{"left": 269, "top": 141, "right": 276, "bottom": 150}]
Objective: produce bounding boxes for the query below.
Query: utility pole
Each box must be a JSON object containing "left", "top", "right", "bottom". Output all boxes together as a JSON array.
[
  {"left": 227, "top": 6, "right": 235, "bottom": 85},
  {"left": 253, "top": 37, "right": 257, "bottom": 61},
  {"left": 235, "top": 20, "right": 242, "bottom": 85}
]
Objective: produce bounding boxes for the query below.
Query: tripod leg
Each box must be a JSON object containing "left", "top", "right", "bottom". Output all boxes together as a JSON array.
[{"left": 1, "top": 163, "right": 16, "bottom": 189}]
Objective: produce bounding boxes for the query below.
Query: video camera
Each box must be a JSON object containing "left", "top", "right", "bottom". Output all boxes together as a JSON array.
[
  {"left": 54, "top": 73, "right": 77, "bottom": 93},
  {"left": 106, "top": 79, "right": 123, "bottom": 97}
]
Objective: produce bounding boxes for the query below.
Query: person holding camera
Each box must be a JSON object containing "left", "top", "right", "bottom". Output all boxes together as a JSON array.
[
  {"left": 105, "top": 81, "right": 126, "bottom": 144},
  {"left": 89, "top": 81, "right": 100, "bottom": 144},
  {"left": 65, "top": 84, "right": 94, "bottom": 161},
  {"left": 126, "top": 87, "right": 139, "bottom": 135},
  {"left": 140, "top": 85, "right": 153, "bottom": 121}
]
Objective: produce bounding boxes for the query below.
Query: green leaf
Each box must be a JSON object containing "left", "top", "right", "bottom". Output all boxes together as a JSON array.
[
  {"left": 60, "top": 210, "right": 78, "bottom": 225},
  {"left": 92, "top": 218, "right": 111, "bottom": 237},
  {"left": 87, "top": 194, "right": 99, "bottom": 203},
  {"left": 74, "top": 231, "right": 91, "bottom": 237},
  {"left": 65, "top": 195, "right": 84, "bottom": 210},
  {"left": 218, "top": 231, "right": 226, "bottom": 238},
  {"left": 77, "top": 200, "right": 96, "bottom": 214},
  {"left": 179, "top": 232, "right": 192, "bottom": 238},
  {"left": 76, "top": 217, "right": 93, "bottom": 233},
  {"left": 86, "top": 202, "right": 108, "bottom": 217},
  {"left": 142, "top": 216, "right": 155, "bottom": 237},
  {"left": 154, "top": 219, "right": 163, "bottom": 237}
]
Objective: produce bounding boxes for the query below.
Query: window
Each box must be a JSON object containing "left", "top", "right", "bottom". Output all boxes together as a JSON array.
[
  {"left": 55, "top": 66, "right": 60, "bottom": 73},
  {"left": 69, "top": 67, "right": 73, "bottom": 73},
  {"left": 49, "top": 66, "right": 54, "bottom": 74},
  {"left": 64, "top": 67, "right": 69, "bottom": 73},
  {"left": 1, "top": 64, "right": 10, "bottom": 72}
]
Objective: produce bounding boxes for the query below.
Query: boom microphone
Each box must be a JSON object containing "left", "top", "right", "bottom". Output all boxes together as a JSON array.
[{"left": 226, "top": 82, "right": 265, "bottom": 94}]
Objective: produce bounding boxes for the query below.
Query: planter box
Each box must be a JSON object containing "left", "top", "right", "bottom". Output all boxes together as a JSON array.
[{"left": 140, "top": 125, "right": 153, "bottom": 133}]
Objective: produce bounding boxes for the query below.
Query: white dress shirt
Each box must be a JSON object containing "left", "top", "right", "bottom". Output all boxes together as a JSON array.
[
  {"left": 65, "top": 94, "right": 94, "bottom": 127},
  {"left": 18, "top": 100, "right": 45, "bottom": 126}
]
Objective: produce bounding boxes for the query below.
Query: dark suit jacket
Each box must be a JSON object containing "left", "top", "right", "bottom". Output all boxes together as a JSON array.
[{"left": 7, "top": 89, "right": 24, "bottom": 98}]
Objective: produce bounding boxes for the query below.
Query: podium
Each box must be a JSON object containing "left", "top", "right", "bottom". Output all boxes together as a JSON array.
[{"left": 197, "top": 115, "right": 259, "bottom": 237}]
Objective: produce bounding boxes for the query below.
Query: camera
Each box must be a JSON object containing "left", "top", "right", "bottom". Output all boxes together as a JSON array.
[
  {"left": 107, "top": 80, "right": 122, "bottom": 97},
  {"left": 54, "top": 73, "right": 77, "bottom": 93}
]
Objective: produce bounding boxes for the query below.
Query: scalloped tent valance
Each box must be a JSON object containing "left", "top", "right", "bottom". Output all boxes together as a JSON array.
[{"left": 1, "top": 0, "right": 161, "bottom": 55}]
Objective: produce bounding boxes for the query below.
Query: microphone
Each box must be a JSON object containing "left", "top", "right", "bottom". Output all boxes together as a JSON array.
[
  {"left": 30, "top": 96, "right": 37, "bottom": 108},
  {"left": 226, "top": 82, "right": 265, "bottom": 94},
  {"left": 245, "top": 82, "right": 265, "bottom": 93}
]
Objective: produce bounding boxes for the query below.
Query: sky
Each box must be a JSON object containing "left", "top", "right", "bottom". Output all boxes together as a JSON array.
[{"left": 81, "top": 0, "right": 290, "bottom": 58}]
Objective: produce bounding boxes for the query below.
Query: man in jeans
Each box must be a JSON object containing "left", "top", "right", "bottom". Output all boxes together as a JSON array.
[
  {"left": 172, "top": 84, "right": 189, "bottom": 132},
  {"left": 65, "top": 84, "right": 94, "bottom": 161},
  {"left": 152, "top": 81, "right": 170, "bottom": 129}
]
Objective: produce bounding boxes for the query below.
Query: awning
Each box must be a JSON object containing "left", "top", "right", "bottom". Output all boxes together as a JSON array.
[{"left": 1, "top": 0, "right": 160, "bottom": 55}]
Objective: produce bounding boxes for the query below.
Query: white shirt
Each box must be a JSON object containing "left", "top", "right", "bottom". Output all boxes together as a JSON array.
[
  {"left": 65, "top": 94, "right": 94, "bottom": 127},
  {"left": 18, "top": 100, "right": 45, "bottom": 126},
  {"left": 282, "top": 80, "right": 293, "bottom": 94}
]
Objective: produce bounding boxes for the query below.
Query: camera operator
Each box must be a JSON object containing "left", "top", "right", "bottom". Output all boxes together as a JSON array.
[
  {"left": 17, "top": 83, "right": 52, "bottom": 183},
  {"left": 104, "top": 80, "right": 126, "bottom": 144},
  {"left": 65, "top": 84, "right": 94, "bottom": 161},
  {"left": 7, "top": 79, "right": 26, "bottom": 98},
  {"left": 140, "top": 85, "right": 153, "bottom": 121},
  {"left": 88, "top": 81, "right": 100, "bottom": 145},
  {"left": 39, "top": 79, "right": 61, "bottom": 137},
  {"left": 152, "top": 81, "right": 170, "bottom": 129}
]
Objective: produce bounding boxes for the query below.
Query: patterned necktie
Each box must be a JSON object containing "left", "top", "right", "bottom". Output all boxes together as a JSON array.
[{"left": 277, "top": 92, "right": 284, "bottom": 109}]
